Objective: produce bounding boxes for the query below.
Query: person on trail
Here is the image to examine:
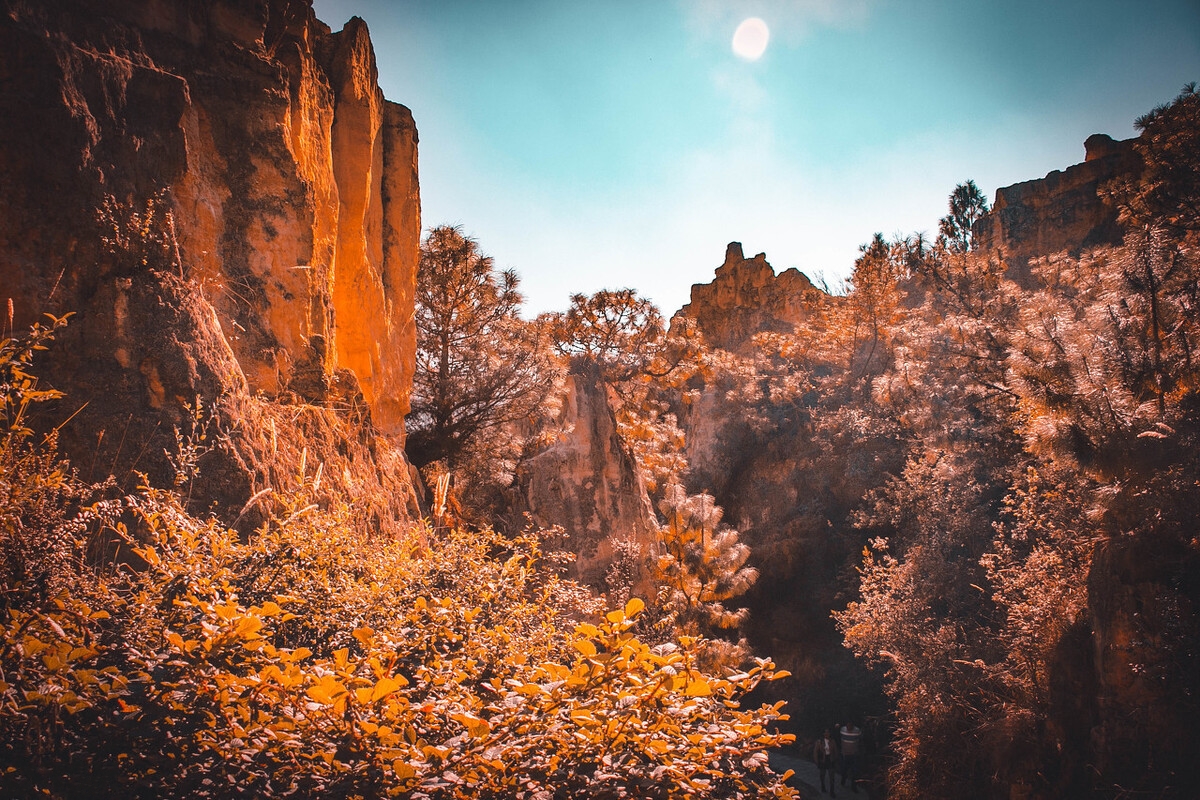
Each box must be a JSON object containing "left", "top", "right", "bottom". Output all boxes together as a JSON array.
[
  {"left": 813, "top": 728, "right": 840, "bottom": 795},
  {"left": 839, "top": 721, "right": 862, "bottom": 792}
]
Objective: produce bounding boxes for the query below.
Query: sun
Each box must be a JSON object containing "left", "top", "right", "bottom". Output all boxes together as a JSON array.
[{"left": 731, "top": 17, "right": 769, "bottom": 61}]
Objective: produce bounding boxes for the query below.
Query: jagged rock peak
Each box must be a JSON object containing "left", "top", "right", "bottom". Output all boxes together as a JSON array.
[{"left": 677, "top": 242, "right": 819, "bottom": 352}]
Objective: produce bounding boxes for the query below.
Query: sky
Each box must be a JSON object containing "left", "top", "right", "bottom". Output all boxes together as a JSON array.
[{"left": 313, "top": 0, "right": 1199, "bottom": 317}]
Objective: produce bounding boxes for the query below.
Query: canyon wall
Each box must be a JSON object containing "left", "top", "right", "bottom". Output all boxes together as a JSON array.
[
  {"left": 0, "top": 0, "right": 420, "bottom": 518},
  {"left": 975, "top": 133, "right": 1140, "bottom": 284},
  {"left": 671, "top": 137, "right": 1173, "bottom": 778},
  {"left": 673, "top": 244, "right": 888, "bottom": 731}
]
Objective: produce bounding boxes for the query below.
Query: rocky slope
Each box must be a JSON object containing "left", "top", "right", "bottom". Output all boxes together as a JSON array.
[{"left": 0, "top": 0, "right": 420, "bottom": 519}]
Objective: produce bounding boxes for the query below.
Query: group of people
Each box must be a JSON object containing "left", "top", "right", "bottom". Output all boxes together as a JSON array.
[{"left": 811, "top": 722, "right": 863, "bottom": 796}]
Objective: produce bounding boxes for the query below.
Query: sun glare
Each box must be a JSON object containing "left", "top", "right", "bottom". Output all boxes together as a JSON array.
[{"left": 731, "top": 17, "right": 769, "bottom": 61}]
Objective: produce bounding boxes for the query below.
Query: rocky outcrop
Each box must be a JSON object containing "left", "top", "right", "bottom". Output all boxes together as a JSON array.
[
  {"left": 677, "top": 242, "right": 821, "bottom": 352},
  {"left": 974, "top": 134, "right": 1141, "bottom": 285},
  {"left": 0, "top": 0, "right": 420, "bottom": 518},
  {"left": 513, "top": 365, "right": 658, "bottom": 592}
]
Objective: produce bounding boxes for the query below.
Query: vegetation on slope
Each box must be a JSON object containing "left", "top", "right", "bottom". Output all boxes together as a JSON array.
[{"left": 0, "top": 320, "right": 796, "bottom": 796}]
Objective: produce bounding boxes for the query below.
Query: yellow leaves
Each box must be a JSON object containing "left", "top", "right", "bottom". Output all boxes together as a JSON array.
[
  {"left": 451, "top": 711, "right": 491, "bottom": 738},
  {"left": 133, "top": 544, "right": 160, "bottom": 566},
  {"left": 0, "top": 387, "right": 797, "bottom": 800},
  {"left": 214, "top": 600, "right": 240, "bottom": 621},
  {"left": 252, "top": 601, "right": 283, "bottom": 617},
  {"left": 305, "top": 675, "right": 347, "bottom": 706},
  {"left": 234, "top": 616, "right": 263, "bottom": 640},
  {"left": 21, "top": 635, "right": 48, "bottom": 657},
  {"left": 422, "top": 744, "right": 451, "bottom": 761},
  {"left": 68, "top": 646, "right": 97, "bottom": 662},
  {"left": 356, "top": 676, "right": 407, "bottom": 705}
]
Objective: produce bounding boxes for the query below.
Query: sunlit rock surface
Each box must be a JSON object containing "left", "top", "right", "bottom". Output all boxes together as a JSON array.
[
  {"left": 678, "top": 242, "right": 821, "bottom": 352},
  {"left": 0, "top": 0, "right": 419, "bottom": 518},
  {"left": 513, "top": 364, "right": 658, "bottom": 592}
]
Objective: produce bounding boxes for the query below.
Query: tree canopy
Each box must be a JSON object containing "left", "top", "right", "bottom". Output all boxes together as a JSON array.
[{"left": 406, "top": 225, "right": 555, "bottom": 476}]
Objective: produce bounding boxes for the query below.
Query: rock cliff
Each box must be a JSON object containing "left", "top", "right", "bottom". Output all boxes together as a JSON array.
[
  {"left": 677, "top": 242, "right": 821, "bottom": 352},
  {"left": 512, "top": 364, "right": 658, "bottom": 593},
  {"left": 975, "top": 134, "right": 1141, "bottom": 285},
  {"left": 0, "top": 0, "right": 420, "bottom": 518}
]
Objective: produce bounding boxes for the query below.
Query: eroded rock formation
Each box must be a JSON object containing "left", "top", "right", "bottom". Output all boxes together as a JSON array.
[
  {"left": 513, "top": 364, "right": 658, "bottom": 592},
  {"left": 975, "top": 134, "right": 1141, "bottom": 284},
  {"left": 0, "top": 0, "right": 420, "bottom": 518},
  {"left": 677, "top": 242, "right": 821, "bottom": 353}
]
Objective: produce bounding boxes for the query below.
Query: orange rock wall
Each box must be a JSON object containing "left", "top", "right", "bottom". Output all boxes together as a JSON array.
[
  {"left": 974, "top": 134, "right": 1140, "bottom": 286},
  {"left": 0, "top": 0, "right": 418, "bottom": 437}
]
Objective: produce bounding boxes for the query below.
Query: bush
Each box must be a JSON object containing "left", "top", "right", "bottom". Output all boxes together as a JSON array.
[{"left": 0, "top": 320, "right": 796, "bottom": 798}]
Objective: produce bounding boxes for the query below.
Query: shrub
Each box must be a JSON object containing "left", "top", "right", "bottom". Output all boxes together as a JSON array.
[{"left": 0, "top": 320, "right": 796, "bottom": 798}]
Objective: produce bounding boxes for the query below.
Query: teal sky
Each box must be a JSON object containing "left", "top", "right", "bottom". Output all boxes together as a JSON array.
[{"left": 313, "top": 0, "right": 1199, "bottom": 316}]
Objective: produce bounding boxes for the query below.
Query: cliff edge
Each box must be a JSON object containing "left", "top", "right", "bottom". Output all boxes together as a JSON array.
[{"left": 975, "top": 133, "right": 1141, "bottom": 284}]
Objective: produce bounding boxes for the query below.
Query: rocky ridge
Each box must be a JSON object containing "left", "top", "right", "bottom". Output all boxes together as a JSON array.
[{"left": 975, "top": 133, "right": 1141, "bottom": 284}]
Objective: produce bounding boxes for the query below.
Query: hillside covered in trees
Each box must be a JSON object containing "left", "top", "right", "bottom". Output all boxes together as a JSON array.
[
  {"left": 395, "top": 85, "right": 1200, "bottom": 799},
  {"left": 2, "top": 0, "right": 1198, "bottom": 798}
]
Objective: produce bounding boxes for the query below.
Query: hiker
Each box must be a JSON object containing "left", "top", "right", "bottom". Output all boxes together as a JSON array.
[
  {"left": 839, "top": 720, "right": 862, "bottom": 792},
  {"left": 813, "top": 728, "right": 840, "bottom": 795}
]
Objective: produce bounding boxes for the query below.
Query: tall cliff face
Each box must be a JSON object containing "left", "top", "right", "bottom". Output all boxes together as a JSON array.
[
  {"left": 677, "top": 242, "right": 820, "bottom": 352},
  {"left": 0, "top": 0, "right": 420, "bottom": 517},
  {"left": 974, "top": 134, "right": 1141, "bottom": 285},
  {"left": 1, "top": 0, "right": 419, "bottom": 435}
]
